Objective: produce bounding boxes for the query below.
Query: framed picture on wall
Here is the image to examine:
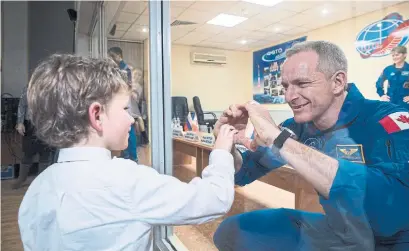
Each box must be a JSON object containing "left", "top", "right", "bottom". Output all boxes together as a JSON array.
[{"left": 252, "top": 36, "right": 307, "bottom": 104}]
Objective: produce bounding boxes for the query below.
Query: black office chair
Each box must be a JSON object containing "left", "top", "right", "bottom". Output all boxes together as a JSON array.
[
  {"left": 171, "top": 96, "right": 189, "bottom": 125},
  {"left": 193, "top": 96, "right": 217, "bottom": 129}
]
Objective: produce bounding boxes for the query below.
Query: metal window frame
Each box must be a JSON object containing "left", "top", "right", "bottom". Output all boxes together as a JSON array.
[
  {"left": 100, "top": 2, "right": 107, "bottom": 58},
  {"left": 149, "top": 0, "right": 172, "bottom": 250},
  {"left": 88, "top": 1, "right": 104, "bottom": 58},
  {"left": 149, "top": 1, "right": 188, "bottom": 250},
  {"left": 85, "top": 0, "right": 188, "bottom": 249}
]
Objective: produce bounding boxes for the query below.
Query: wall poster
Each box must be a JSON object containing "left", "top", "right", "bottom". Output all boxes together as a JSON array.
[
  {"left": 252, "top": 36, "right": 307, "bottom": 104},
  {"left": 355, "top": 12, "right": 409, "bottom": 59}
]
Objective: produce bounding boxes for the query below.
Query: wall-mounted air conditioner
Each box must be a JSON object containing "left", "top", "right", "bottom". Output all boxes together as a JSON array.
[{"left": 191, "top": 52, "right": 227, "bottom": 65}]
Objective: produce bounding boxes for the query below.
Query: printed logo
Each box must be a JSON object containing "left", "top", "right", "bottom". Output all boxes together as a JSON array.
[
  {"left": 355, "top": 13, "right": 409, "bottom": 58},
  {"left": 304, "top": 138, "right": 323, "bottom": 150}
]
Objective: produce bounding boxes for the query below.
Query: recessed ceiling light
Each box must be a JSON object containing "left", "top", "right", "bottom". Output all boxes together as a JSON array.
[
  {"left": 207, "top": 13, "right": 248, "bottom": 28},
  {"left": 240, "top": 40, "right": 247, "bottom": 44},
  {"left": 142, "top": 27, "right": 148, "bottom": 32},
  {"left": 243, "top": 0, "right": 283, "bottom": 7},
  {"left": 274, "top": 27, "right": 281, "bottom": 32},
  {"left": 321, "top": 9, "right": 328, "bottom": 15}
]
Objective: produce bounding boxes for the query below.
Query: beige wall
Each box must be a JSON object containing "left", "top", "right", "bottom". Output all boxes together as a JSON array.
[
  {"left": 170, "top": 2, "right": 409, "bottom": 115},
  {"left": 171, "top": 45, "right": 252, "bottom": 111},
  {"left": 263, "top": 1, "right": 409, "bottom": 111}
]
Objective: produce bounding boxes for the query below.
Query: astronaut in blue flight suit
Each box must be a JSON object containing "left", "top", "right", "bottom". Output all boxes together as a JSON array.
[
  {"left": 108, "top": 47, "right": 138, "bottom": 162},
  {"left": 213, "top": 41, "right": 409, "bottom": 251},
  {"left": 376, "top": 46, "right": 409, "bottom": 110}
]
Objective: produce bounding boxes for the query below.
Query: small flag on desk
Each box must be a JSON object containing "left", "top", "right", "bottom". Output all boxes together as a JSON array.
[
  {"left": 379, "top": 112, "right": 409, "bottom": 134},
  {"left": 186, "top": 112, "right": 198, "bottom": 132}
]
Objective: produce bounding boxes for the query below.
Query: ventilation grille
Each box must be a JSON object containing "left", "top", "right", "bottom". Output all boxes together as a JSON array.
[
  {"left": 171, "top": 20, "right": 197, "bottom": 27},
  {"left": 194, "top": 53, "right": 226, "bottom": 62},
  {"left": 191, "top": 52, "right": 227, "bottom": 65}
]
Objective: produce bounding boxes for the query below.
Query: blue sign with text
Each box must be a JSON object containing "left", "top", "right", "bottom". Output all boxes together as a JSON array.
[{"left": 252, "top": 36, "right": 307, "bottom": 104}]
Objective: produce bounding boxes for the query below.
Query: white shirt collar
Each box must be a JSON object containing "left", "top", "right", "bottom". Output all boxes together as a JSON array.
[{"left": 57, "top": 147, "right": 112, "bottom": 162}]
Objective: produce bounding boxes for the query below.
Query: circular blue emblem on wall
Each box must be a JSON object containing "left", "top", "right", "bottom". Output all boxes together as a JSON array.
[{"left": 355, "top": 12, "right": 409, "bottom": 59}]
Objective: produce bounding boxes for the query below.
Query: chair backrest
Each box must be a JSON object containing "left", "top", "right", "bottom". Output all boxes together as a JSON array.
[
  {"left": 171, "top": 96, "right": 189, "bottom": 123},
  {"left": 193, "top": 96, "right": 205, "bottom": 125}
]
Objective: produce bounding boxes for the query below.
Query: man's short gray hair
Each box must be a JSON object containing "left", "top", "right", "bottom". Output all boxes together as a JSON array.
[{"left": 286, "top": 41, "right": 348, "bottom": 79}]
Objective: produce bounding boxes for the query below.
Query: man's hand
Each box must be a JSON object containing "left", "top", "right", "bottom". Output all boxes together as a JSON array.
[
  {"left": 403, "top": 96, "right": 409, "bottom": 104},
  {"left": 16, "top": 123, "right": 25, "bottom": 136},
  {"left": 244, "top": 101, "right": 281, "bottom": 151},
  {"left": 214, "top": 105, "right": 252, "bottom": 148},
  {"left": 380, "top": 95, "right": 390, "bottom": 102},
  {"left": 213, "top": 124, "right": 238, "bottom": 153}
]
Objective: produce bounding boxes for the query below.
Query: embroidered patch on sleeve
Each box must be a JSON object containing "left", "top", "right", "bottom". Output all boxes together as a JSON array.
[
  {"left": 379, "top": 112, "right": 409, "bottom": 134},
  {"left": 336, "top": 144, "right": 365, "bottom": 163}
]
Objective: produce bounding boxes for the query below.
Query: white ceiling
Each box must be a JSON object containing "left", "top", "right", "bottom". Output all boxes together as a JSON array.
[{"left": 109, "top": 0, "right": 404, "bottom": 51}]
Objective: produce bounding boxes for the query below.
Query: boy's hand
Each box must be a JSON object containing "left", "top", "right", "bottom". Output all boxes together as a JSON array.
[
  {"left": 214, "top": 104, "right": 251, "bottom": 147},
  {"left": 214, "top": 124, "right": 238, "bottom": 152}
]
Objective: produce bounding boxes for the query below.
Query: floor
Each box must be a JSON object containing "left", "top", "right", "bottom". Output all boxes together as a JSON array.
[
  {"left": 0, "top": 146, "right": 293, "bottom": 251},
  {"left": 1, "top": 177, "right": 31, "bottom": 251},
  {"left": 173, "top": 190, "right": 267, "bottom": 251},
  {"left": 173, "top": 163, "right": 294, "bottom": 251}
]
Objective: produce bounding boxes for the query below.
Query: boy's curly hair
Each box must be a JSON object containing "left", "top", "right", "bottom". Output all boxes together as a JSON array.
[{"left": 27, "top": 54, "right": 130, "bottom": 148}]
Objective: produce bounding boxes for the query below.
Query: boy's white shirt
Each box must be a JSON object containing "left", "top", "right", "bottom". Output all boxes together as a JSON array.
[{"left": 18, "top": 147, "right": 235, "bottom": 251}]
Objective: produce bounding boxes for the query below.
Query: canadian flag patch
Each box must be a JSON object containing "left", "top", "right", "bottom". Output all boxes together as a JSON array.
[{"left": 379, "top": 112, "right": 409, "bottom": 134}]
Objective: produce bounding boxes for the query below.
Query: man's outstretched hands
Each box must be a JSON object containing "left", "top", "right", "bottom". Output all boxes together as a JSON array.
[
  {"left": 214, "top": 102, "right": 281, "bottom": 151},
  {"left": 244, "top": 101, "right": 281, "bottom": 150},
  {"left": 214, "top": 104, "right": 252, "bottom": 150}
]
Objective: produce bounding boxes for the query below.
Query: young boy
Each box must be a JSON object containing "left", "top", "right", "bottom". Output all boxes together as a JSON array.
[{"left": 18, "top": 54, "right": 237, "bottom": 251}]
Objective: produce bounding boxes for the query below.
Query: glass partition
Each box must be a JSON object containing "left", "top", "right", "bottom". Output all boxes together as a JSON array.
[{"left": 168, "top": 1, "right": 406, "bottom": 250}]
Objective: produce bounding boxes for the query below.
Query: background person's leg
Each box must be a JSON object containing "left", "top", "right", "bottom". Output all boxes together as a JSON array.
[
  {"left": 126, "top": 125, "right": 138, "bottom": 162},
  {"left": 213, "top": 208, "right": 326, "bottom": 251},
  {"left": 122, "top": 136, "right": 131, "bottom": 160},
  {"left": 12, "top": 120, "right": 36, "bottom": 189},
  {"left": 36, "top": 139, "right": 52, "bottom": 174},
  {"left": 122, "top": 126, "right": 138, "bottom": 161},
  {"left": 51, "top": 148, "right": 59, "bottom": 164},
  {"left": 38, "top": 150, "right": 51, "bottom": 174},
  {"left": 11, "top": 138, "right": 34, "bottom": 189}
]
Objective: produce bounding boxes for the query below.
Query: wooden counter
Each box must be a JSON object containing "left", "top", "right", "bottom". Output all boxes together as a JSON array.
[{"left": 173, "top": 137, "right": 323, "bottom": 213}]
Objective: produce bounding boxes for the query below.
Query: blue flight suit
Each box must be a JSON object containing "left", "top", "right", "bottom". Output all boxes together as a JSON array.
[
  {"left": 376, "top": 62, "right": 409, "bottom": 110},
  {"left": 119, "top": 60, "right": 138, "bottom": 162},
  {"left": 214, "top": 84, "right": 409, "bottom": 251}
]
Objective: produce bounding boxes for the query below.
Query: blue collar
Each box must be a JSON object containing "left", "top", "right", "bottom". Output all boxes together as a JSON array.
[
  {"left": 57, "top": 147, "right": 112, "bottom": 163},
  {"left": 306, "top": 83, "right": 365, "bottom": 134},
  {"left": 336, "top": 83, "right": 365, "bottom": 126},
  {"left": 394, "top": 61, "right": 409, "bottom": 70}
]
